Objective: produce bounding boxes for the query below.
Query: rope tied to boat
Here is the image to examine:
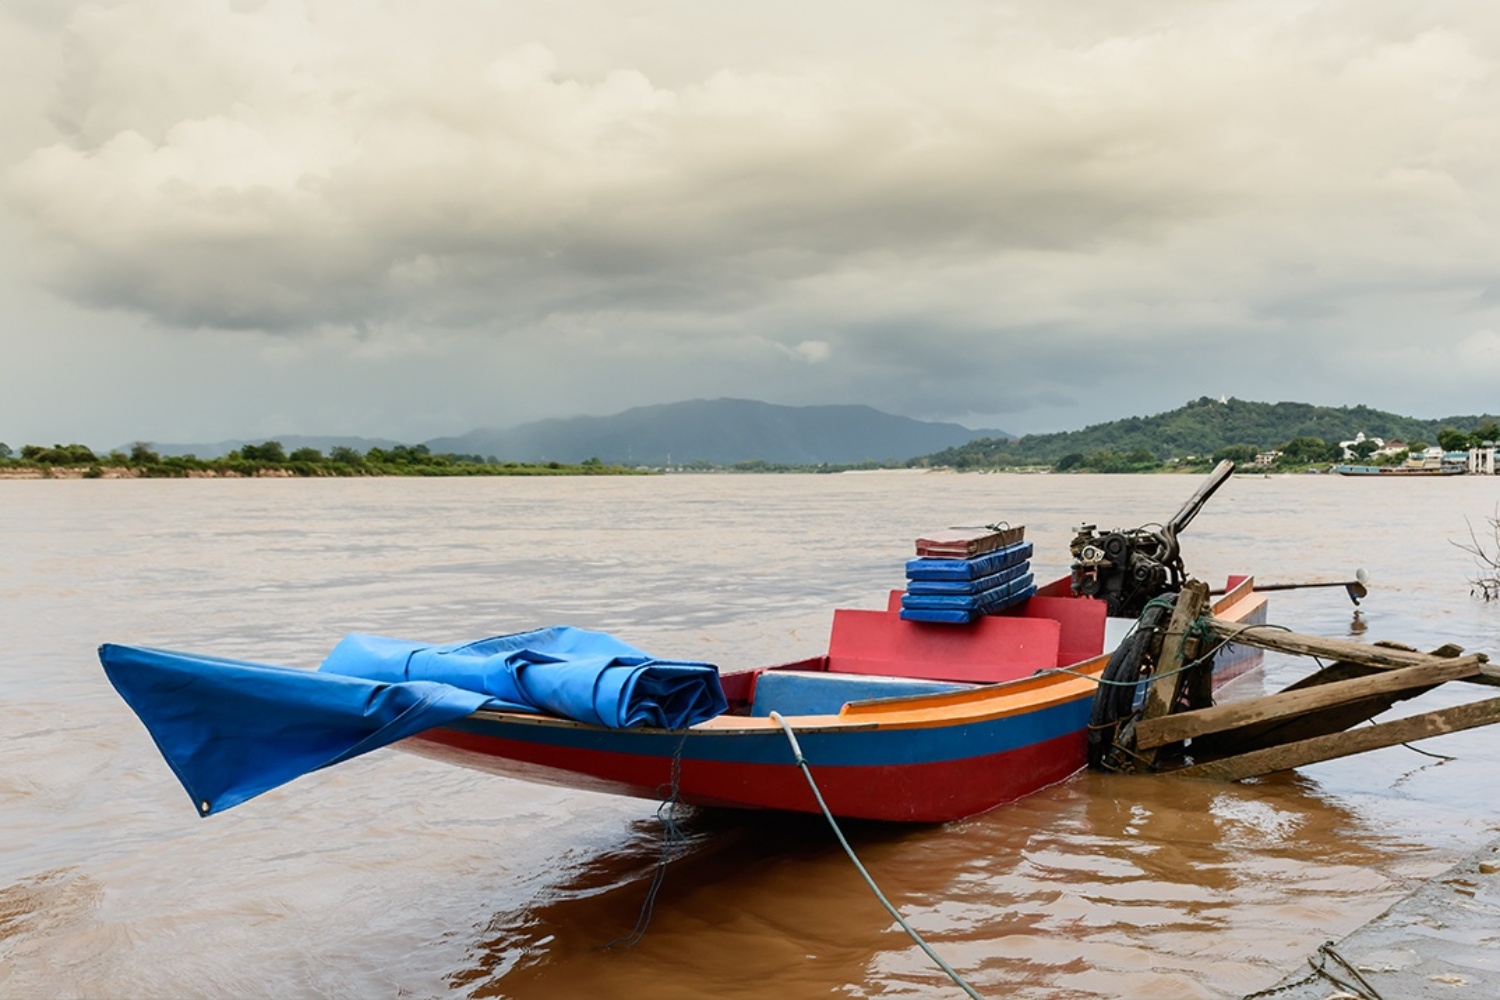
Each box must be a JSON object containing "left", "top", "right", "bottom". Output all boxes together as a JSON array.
[
  {"left": 602, "top": 732, "right": 689, "bottom": 951},
  {"left": 767, "top": 711, "right": 988, "bottom": 1000}
]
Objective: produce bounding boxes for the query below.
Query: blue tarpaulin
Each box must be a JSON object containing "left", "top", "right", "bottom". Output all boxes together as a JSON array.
[
  {"left": 99, "top": 628, "right": 726, "bottom": 817},
  {"left": 319, "top": 627, "right": 726, "bottom": 729}
]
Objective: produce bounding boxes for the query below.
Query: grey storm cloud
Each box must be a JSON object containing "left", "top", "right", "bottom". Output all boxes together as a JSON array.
[{"left": 4, "top": 0, "right": 1500, "bottom": 440}]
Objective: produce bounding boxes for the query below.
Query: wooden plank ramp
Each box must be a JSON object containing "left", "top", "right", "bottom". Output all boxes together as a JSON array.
[{"left": 1091, "top": 580, "right": 1500, "bottom": 780}]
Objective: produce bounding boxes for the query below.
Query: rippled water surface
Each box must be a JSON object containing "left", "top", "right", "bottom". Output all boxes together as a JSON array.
[{"left": 4, "top": 472, "right": 1500, "bottom": 998}]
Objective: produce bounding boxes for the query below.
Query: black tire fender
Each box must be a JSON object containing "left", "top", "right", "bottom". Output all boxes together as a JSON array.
[{"left": 1086, "top": 597, "right": 1174, "bottom": 770}]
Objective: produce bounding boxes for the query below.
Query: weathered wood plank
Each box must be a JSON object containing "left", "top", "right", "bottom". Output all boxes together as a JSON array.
[
  {"left": 1170, "top": 696, "right": 1500, "bottom": 781},
  {"left": 1162, "top": 644, "right": 1486, "bottom": 761},
  {"left": 1204, "top": 620, "right": 1498, "bottom": 686},
  {"left": 1206, "top": 622, "right": 1447, "bottom": 667},
  {"left": 1141, "top": 581, "right": 1210, "bottom": 722},
  {"left": 1268, "top": 645, "right": 1462, "bottom": 694},
  {"left": 1135, "top": 654, "right": 1486, "bottom": 750},
  {"left": 1278, "top": 660, "right": 1381, "bottom": 691},
  {"left": 1195, "top": 663, "right": 1423, "bottom": 756},
  {"left": 1138, "top": 580, "right": 1210, "bottom": 768},
  {"left": 1371, "top": 640, "right": 1465, "bottom": 658}
]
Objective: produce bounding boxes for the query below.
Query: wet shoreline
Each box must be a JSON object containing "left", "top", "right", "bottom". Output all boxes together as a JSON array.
[{"left": 1261, "top": 837, "right": 1500, "bottom": 999}]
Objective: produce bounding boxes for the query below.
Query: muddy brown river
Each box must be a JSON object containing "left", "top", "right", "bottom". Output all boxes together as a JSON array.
[{"left": 4, "top": 472, "right": 1498, "bottom": 998}]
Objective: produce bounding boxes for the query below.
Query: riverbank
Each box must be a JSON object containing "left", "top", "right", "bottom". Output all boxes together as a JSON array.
[
  {"left": 0, "top": 463, "right": 645, "bottom": 479},
  {"left": 1257, "top": 837, "right": 1500, "bottom": 998},
  {"left": 0, "top": 466, "right": 296, "bottom": 479}
]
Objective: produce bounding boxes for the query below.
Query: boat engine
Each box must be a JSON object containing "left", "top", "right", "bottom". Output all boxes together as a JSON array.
[
  {"left": 1069, "top": 460, "right": 1235, "bottom": 618},
  {"left": 1069, "top": 524, "right": 1182, "bottom": 619}
]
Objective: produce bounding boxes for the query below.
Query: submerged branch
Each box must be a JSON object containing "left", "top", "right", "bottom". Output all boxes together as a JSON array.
[{"left": 1454, "top": 507, "right": 1500, "bottom": 601}]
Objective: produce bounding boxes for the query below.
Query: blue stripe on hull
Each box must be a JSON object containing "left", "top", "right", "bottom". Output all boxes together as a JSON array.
[{"left": 444, "top": 694, "right": 1094, "bottom": 769}]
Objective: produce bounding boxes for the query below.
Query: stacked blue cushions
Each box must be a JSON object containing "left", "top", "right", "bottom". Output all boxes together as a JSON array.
[{"left": 900, "top": 540, "right": 1036, "bottom": 624}]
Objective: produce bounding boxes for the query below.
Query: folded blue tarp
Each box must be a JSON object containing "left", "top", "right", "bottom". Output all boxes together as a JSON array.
[
  {"left": 318, "top": 627, "right": 729, "bottom": 729},
  {"left": 99, "top": 627, "right": 726, "bottom": 817}
]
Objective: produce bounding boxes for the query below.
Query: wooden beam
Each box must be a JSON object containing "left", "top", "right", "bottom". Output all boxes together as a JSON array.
[
  {"left": 1368, "top": 640, "right": 1465, "bottom": 659},
  {"left": 1141, "top": 581, "right": 1210, "bottom": 722},
  {"left": 1134, "top": 654, "right": 1487, "bottom": 750},
  {"left": 1152, "top": 642, "right": 1482, "bottom": 763},
  {"left": 1266, "top": 644, "right": 1463, "bottom": 695},
  {"left": 1206, "top": 619, "right": 1498, "bottom": 685},
  {"left": 1169, "top": 696, "right": 1500, "bottom": 781},
  {"left": 1193, "top": 662, "right": 1428, "bottom": 756},
  {"left": 1138, "top": 580, "right": 1209, "bottom": 768}
]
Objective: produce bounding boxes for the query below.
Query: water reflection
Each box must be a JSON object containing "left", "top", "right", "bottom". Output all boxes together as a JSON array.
[
  {"left": 455, "top": 811, "right": 912, "bottom": 998},
  {"left": 448, "top": 767, "right": 1415, "bottom": 999}
]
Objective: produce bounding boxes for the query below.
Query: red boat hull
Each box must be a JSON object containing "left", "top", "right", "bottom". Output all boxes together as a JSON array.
[{"left": 402, "top": 577, "right": 1267, "bottom": 822}]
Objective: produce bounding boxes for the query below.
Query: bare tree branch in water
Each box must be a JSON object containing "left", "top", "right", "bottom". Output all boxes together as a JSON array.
[{"left": 1455, "top": 507, "right": 1500, "bottom": 601}]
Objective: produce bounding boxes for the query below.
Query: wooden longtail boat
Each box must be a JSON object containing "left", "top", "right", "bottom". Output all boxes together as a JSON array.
[
  {"left": 403, "top": 575, "right": 1267, "bottom": 823},
  {"left": 101, "top": 462, "right": 1261, "bottom": 825}
]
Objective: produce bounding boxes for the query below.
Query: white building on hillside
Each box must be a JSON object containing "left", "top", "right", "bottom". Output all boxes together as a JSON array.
[{"left": 1338, "top": 432, "right": 1384, "bottom": 459}]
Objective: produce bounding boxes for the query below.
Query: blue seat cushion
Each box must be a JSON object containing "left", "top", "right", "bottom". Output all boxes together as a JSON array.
[
  {"left": 906, "top": 541, "right": 1034, "bottom": 581},
  {"left": 750, "top": 670, "right": 970, "bottom": 717}
]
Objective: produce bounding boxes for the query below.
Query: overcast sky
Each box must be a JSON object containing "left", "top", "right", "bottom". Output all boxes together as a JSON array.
[{"left": 3, "top": 0, "right": 1499, "bottom": 448}]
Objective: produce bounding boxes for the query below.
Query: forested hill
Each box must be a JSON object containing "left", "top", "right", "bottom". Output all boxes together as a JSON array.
[{"left": 919, "top": 397, "right": 1500, "bottom": 469}]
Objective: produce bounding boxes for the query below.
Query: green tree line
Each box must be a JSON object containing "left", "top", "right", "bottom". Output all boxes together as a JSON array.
[
  {"left": 914, "top": 398, "right": 1500, "bottom": 473},
  {"left": 0, "top": 440, "right": 641, "bottom": 477}
]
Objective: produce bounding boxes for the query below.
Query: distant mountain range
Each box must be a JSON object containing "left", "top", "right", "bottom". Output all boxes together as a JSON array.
[
  {"left": 138, "top": 399, "right": 1007, "bottom": 465},
  {"left": 426, "top": 399, "right": 1007, "bottom": 465}
]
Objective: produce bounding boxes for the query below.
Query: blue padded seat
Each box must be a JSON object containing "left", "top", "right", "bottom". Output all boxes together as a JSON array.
[{"left": 750, "top": 670, "right": 971, "bottom": 717}]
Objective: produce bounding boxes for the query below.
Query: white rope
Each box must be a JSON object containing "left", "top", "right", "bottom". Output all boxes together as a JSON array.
[{"left": 768, "top": 712, "right": 987, "bottom": 1000}]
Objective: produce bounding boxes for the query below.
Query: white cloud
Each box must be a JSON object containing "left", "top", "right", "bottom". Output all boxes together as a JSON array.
[
  {"left": 4, "top": 0, "right": 1500, "bottom": 440},
  {"left": 790, "top": 340, "right": 831, "bottom": 364}
]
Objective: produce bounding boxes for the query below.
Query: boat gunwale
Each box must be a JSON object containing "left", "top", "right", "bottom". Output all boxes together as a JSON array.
[{"left": 456, "top": 577, "right": 1263, "bottom": 737}]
